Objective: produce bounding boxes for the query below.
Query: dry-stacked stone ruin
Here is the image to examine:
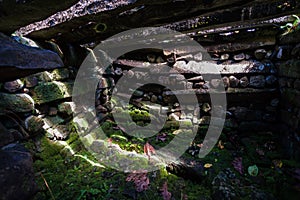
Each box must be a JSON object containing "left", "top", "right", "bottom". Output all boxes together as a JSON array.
[{"left": 0, "top": 0, "right": 300, "bottom": 197}]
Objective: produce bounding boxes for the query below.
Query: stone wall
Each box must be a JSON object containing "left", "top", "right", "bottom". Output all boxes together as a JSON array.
[
  {"left": 277, "top": 39, "right": 300, "bottom": 160},
  {"left": 0, "top": 67, "right": 76, "bottom": 146},
  {"left": 1, "top": 24, "right": 300, "bottom": 199}
]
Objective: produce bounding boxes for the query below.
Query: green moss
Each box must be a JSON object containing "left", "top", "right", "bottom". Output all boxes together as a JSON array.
[{"left": 32, "top": 82, "right": 73, "bottom": 104}]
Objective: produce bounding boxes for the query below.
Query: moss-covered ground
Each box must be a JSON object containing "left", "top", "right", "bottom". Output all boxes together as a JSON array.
[{"left": 23, "top": 107, "right": 300, "bottom": 200}]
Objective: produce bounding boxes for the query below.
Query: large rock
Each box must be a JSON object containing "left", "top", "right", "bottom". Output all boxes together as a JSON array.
[
  {"left": 249, "top": 75, "right": 265, "bottom": 88},
  {"left": 31, "top": 81, "right": 73, "bottom": 104},
  {"left": 0, "top": 0, "right": 78, "bottom": 34},
  {"left": 0, "top": 93, "right": 34, "bottom": 113},
  {"left": 0, "top": 143, "right": 38, "bottom": 200},
  {"left": 0, "top": 122, "right": 14, "bottom": 148},
  {"left": 0, "top": 33, "right": 64, "bottom": 82}
]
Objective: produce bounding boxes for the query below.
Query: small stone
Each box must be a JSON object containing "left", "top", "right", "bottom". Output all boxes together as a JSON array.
[
  {"left": 229, "top": 76, "right": 239, "bottom": 88},
  {"left": 173, "top": 102, "right": 180, "bottom": 108},
  {"left": 46, "top": 125, "right": 69, "bottom": 140},
  {"left": 263, "top": 113, "right": 277, "bottom": 122},
  {"left": 114, "top": 67, "right": 123, "bottom": 75},
  {"left": 24, "top": 76, "right": 38, "bottom": 88},
  {"left": 156, "top": 56, "right": 164, "bottom": 63},
  {"left": 245, "top": 54, "right": 251, "bottom": 60},
  {"left": 36, "top": 71, "right": 52, "bottom": 82},
  {"left": 150, "top": 95, "right": 158, "bottom": 103},
  {"left": 210, "top": 79, "right": 221, "bottom": 88},
  {"left": 186, "top": 82, "right": 193, "bottom": 89},
  {"left": 58, "top": 102, "right": 76, "bottom": 115},
  {"left": 193, "top": 116, "right": 199, "bottom": 124},
  {"left": 168, "top": 113, "right": 180, "bottom": 121},
  {"left": 222, "top": 77, "right": 230, "bottom": 88},
  {"left": 178, "top": 81, "right": 187, "bottom": 89},
  {"left": 254, "top": 49, "right": 267, "bottom": 60},
  {"left": 220, "top": 54, "right": 230, "bottom": 61},
  {"left": 276, "top": 46, "right": 292, "bottom": 60},
  {"left": 142, "top": 93, "right": 150, "bottom": 101},
  {"left": 98, "top": 78, "right": 109, "bottom": 89},
  {"left": 193, "top": 52, "right": 203, "bottom": 61},
  {"left": 257, "top": 63, "right": 265, "bottom": 71},
  {"left": 239, "top": 76, "right": 249, "bottom": 87},
  {"left": 43, "top": 116, "right": 65, "bottom": 128},
  {"left": 132, "top": 89, "right": 144, "bottom": 97},
  {"left": 201, "top": 81, "right": 210, "bottom": 89},
  {"left": 249, "top": 75, "right": 265, "bottom": 88},
  {"left": 270, "top": 98, "right": 279, "bottom": 107},
  {"left": 124, "top": 70, "right": 134, "bottom": 78},
  {"left": 265, "top": 75, "right": 277, "bottom": 86},
  {"left": 135, "top": 71, "right": 146, "bottom": 80},
  {"left": 48, "top": 107, "right": 58, "bottom": 116},
  {"left": 174, "top": 74, "right": 185, "bottom": 81},
  {"left": 158, "top": 76, "right": 170, "bottom": 85},
  {"left": 186, "top": 105, "right": 195, "bottom": 111},
  {"left": 4, "top": 79, "right": 24, "bottom": 93},
  {"left": 202, "top": 103, "right": 211, "bottom": 113},
  {"left": 147, "top": 54, "right": 156, "bottom": 63},
  {"left": 265, "top": 50, "right": 273, "bottom": 59},
  {"left": 233, "top": 53, "right": 245, "bottom": 61},
  {"left": 188, "top": 76, "right": 204, "bottom": 82},
  {"left": 25, "top": 116, "right": 44, "bottom": 133},
  {"left": 50, "top": 68, "right": 69, "bottom": 81},
  {"left": 199, "top": 116, "right": 210, "bottom": 125}
]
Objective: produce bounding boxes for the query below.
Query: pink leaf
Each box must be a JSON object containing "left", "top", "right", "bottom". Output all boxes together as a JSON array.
[
  {"left": 144, "top": 142, "right": 156, "bottom": 160},
  {"left": 232, "top": 157, "right": 244, "bottom": 174},
  {"left": 126, "top": 170, "right": 150, "bottom": 192}
]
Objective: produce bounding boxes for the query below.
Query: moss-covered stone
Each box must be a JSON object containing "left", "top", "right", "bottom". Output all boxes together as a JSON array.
[
  {"left": 58, "top": 101, "right": 76, "bottom": 115},
  {"left": 24, "top": 115, "right": 44, "bottom": 133},
  {"left": 50, "top": 68, "right": 69, "bottom": 81},
  {"left": 32, "top": 81, "right": 73, "bottom": 104},
  {"left": 0, "top": 93, "right": 34, "bottom": 112}
]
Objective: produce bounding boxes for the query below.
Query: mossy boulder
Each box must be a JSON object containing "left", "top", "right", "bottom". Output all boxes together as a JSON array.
[
  {"left": 0, "top": 93, "right": 34, "bottom": 112},
  {"left": 25, "top": 115, "right": 44, "bottom": 133},
  {"left": 32, "top": 81, "right": 73, "bottom": 104}
]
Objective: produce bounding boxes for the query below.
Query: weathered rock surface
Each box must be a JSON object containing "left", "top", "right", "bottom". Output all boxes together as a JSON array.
[
  {"left": 0, "top": 33, "right": 64, "bottom": 81},
  {"left": 0, "top": 93, "right": 34, "bottom": 112},
  {"left": 24, "top": 115, "right": 44, "bottom": 133},
  {"left": 0, "top": 143, "right": 37, "bottom": 200},
  {"left": 31, "top": 81, "right": 73, "bottom": 104},
  {"left": 0, "top": 0, "right": 78, "bottom": 34}
]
